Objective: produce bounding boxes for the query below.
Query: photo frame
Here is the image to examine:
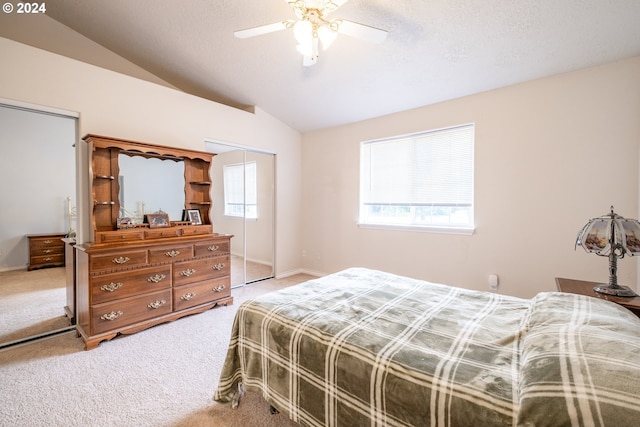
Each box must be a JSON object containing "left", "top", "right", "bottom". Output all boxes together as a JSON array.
[
  {"left": 145, "top": 213, "right": 170, "bottom": 228},
  {"left": 186, "top": 209, "right": 202, "bottom": 225}
]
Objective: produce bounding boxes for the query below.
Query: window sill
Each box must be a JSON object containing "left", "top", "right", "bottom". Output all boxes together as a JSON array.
[{"left": 357, "top": 223, "right": 475, "bottom": 235}]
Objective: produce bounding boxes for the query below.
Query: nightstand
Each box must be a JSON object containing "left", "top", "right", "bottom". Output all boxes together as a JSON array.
[{"left": 555, "top": 277, "right": 640, "bottom": 318}]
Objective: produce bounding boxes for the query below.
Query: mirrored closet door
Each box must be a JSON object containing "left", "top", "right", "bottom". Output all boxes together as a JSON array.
[
  {"left": 0, "top": 102, "right": 77, "bottom": 348},
  {"left": 207, "top": 141, "right": 275, "bottom": 288}
]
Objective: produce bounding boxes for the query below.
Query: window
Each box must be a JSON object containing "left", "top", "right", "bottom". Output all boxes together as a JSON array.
[
  {"left": 223, "top": 161, "right": 257, "bottom": 219},
  {"left": 359, "top": 124, "right": 474, "bottom": 233}
]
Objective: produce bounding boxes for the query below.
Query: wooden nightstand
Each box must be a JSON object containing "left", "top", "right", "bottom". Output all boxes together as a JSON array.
[{"left": 555, "top": 277, "right": 640, "bottom": 318}]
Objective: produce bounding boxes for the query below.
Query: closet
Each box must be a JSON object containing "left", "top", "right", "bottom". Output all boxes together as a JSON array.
[{"left": 206, "top": 141, "right": 275, "bottom": 287}]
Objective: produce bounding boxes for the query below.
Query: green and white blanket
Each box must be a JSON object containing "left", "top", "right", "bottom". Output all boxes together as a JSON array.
[{"left": 214, "top": 268, "right": 640, "bottom": 426}]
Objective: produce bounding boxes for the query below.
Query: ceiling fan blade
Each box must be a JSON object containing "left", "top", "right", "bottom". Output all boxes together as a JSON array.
[
  {"left": 234, "top": 22, "right": 288, "bottom": 39},
  {"left": 337, "top": 20, "right": 387, "bottom": 44}
]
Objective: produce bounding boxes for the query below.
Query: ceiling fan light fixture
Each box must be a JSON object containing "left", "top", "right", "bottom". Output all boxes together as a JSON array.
[
  {"left": 317, "top": 24, "right": 337, "bottom": 50},
  {"left": 293, "top": 19, "right": 313, "bottom": 45},
  {"left": 237, "top": 0, "right": 388, "bottom": 66}
]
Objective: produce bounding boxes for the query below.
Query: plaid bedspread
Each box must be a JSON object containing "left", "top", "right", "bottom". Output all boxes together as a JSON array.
[{"left": 214, "top": 268, "right": 640, "bottom": 426}]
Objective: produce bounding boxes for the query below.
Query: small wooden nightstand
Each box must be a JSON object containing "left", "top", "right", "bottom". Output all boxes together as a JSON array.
[{"left": 555, "top": 277, "right": 640, "bottom": 318}]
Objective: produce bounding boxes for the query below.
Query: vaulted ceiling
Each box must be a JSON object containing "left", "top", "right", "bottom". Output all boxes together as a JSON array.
[{"left": 7, "top": 1, "right": 640, "bottom": 132}]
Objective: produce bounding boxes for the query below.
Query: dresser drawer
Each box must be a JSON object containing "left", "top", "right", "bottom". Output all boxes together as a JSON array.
[
  {"left": 173, "top": 255, "right": 230, "bottom": 286},
  {"left": 173, "top": 277, "right": 231, "bottom": 311},
  {"left": 30, "top": 237, "right": 64, "bottom": 250},
  {"left": 145, "top": 228, "right": 182, "bottom": 239},
  {"left": 148, "top": 244, "right": 194, "bottom": 264},
  {"left": 91, "top": 266, "right": 172, "bottom": 304},
  {"left": 97, "top": 229, "right": 145, "bottom": 243},
  {"left": 30, "top": 244, "right": 64, "bottom": 256},
  {"left": 194, "top": 239, "right": 230, "bottom": 257},
  {"left": 181, "top": 225, "right": 213, "bottom": 236},
  {"left": 91, "top": 289, "right": 172, "bottom": 335},
  {"left": 90, "top": 249, "right": 148, "bottom": 271},
  {"left": 30, "top": 254, "right": 64, "bottom": 267}
]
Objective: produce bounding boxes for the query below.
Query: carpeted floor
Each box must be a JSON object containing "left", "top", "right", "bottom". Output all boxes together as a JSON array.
[
  {"left": 0, "top": 267, "right": 71, "bottom": 346},
  {"left": 0, "top": 273, "right": 315, "bottom": 427}
]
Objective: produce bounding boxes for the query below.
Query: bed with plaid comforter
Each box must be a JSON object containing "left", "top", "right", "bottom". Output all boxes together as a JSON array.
[{"left": 214, "top": 268, "right": 640, "bottom": 426}]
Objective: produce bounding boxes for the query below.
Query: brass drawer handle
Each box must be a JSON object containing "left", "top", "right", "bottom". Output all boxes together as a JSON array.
[
  {"left": 43, "top": 257, "right": 53, "bottom": 262},
  {"left": 181, "top": 292, "right": 196, "bottom": 301},
  {"left": 147, "top": 299, "right": 167, "bottom": 309},
  {"left": 213, "top": 285, "right": 226, "bottom": 293},
  {"left": 43, "top": 249, "right": 53, "bottom": 254},
  {"left": 100, "top": 310, "right": 123, "bottom": 321},
  {"left": 165, "top": 250, "right": 180, "bottom": 257},
  {"left": 147, "top": 274, "right": 166, "bottom": 283},
  {"left": 212, "top": 263, "right": 225, "bottom": 271},
  {"left": 101, "top": 282, "right": 123, "bottom": 292},
  {"left": 207, "top": 245, "right": 220, "bottom": 252},
  {"left": 43, "top": 240, "right": 53, "bottom": 244},
  {"left": 180, "top": 269, "right": 196, "bottom": 277},
  {"left": 112, "top": 256, "right": 130, "bottom": 264}
]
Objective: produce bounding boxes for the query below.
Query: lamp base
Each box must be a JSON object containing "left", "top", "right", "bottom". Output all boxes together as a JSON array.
[{"left": 593, "top": 284, "right": 638, "bottom": 297}]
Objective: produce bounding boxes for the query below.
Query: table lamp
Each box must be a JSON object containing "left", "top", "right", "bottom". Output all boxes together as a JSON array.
[{"left": 575, "top": 206, "right": 640, "bottom": 297}]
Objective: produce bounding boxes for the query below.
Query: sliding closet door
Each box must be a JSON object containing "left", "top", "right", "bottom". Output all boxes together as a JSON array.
[
  {"left": 244, "top": 150, "right": 274, "bottom": 283},
  {"left": 208, "top": 142, "right": 274, "bottom": 288},
  {"left": 210, "top": 148, "right": 246, "bottom": 287}
]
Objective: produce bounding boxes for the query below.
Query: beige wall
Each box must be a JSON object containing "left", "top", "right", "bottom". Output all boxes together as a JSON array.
[
  {"left": 0, "top": 37, "right": 302, "bottom": 277},
  {"left": 301, "top": 56, "right": 640, "bottom": 298}
]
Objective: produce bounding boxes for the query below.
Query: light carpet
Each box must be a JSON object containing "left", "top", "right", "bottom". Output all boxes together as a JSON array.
[
  {"left": 0, "top": 274, "right": 315, "bottom": 427},
  {"left": 0, "top": 267, "right": 71, "bottom": 346}
]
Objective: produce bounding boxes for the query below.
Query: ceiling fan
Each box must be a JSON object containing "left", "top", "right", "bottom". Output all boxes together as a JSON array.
[{"left": 234, "top": 0, "right": 388, "bottom": 66}]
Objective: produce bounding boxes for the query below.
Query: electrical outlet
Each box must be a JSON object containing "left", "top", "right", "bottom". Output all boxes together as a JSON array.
[{"left": 489, "top": 274, "right": 499, "bottom": 290}]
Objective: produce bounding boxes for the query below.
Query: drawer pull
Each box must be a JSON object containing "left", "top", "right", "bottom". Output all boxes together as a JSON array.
[
  {"left": 100, "top": 310, "right": 123, "bottom": 321},
  {"left": 180, "top": 268, "right": 196, "bottom": 277},
  {"left": 213, "top": 285, "right": 226, "bottom": 293},
  {"left": 165, "top": 250, "right": 180, "bottom": 257},
  {"left": 43, "top": 257, "right": 53, "bottom": 262},
  {"left": 101, "top": 282, "right": 123, "bottom": 292},
  {"left": 43, "top": 249, "right": 53, "bottom": 254},
  {"left": 147, "top": 274, "right": 166, "bottom": 283},
  {"left": 147, "top": 299, "right": 167, "bottom": 309},
  {"left": 208, "top": 245, "right": 220, "bottom": 252},
  {"left": 181, "top": 292, "right": 196, "bottom": 301},
  {"left": 112, "top": 256, "right": 130, "bottom": 264},
  {"left": 43, "top": 240, "right": 53, "bottom": 244},
  {"left": 213, "top": 263, "right": 225, "bottom": 271}
]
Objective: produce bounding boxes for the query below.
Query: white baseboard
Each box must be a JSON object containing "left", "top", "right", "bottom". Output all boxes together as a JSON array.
[
  {"left": 0, "top": 266, "right": 27, "bottom": 273},
  {"left": 275, "top": 268, "right": 325, "bottom": 279}
]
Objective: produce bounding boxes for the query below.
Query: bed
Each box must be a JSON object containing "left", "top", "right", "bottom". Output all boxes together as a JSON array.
[{"left": 214, "top": 268, "right": 640, "bottom": 426}]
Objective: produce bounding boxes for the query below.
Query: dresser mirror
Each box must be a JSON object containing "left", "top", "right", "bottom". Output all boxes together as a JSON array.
[{"left": 118, "top": 153, "right": 185, "bottom": 222}]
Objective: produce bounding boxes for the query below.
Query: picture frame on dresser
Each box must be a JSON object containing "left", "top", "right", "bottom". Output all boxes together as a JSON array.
[
  {"left": 145, "top": 213, "right": 170, "bottom": 228},
  {"left": 187, "top": 209, "right": 202, "bottom": 225}
]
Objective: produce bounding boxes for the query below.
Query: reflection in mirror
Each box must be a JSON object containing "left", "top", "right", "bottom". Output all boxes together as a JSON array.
[
  {"left": 118, "top": 154, "right": 185, "bottom": 222},
  {"left": 209, "top": 143, "right": 275, "bottom": 288}
]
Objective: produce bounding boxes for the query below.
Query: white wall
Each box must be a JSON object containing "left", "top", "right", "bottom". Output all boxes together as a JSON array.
[
  {"left": 0, "top": 37, "right": 303, "bottom": 277},
  {"left": 301, "top": 56, "right": 640, "bottom": 298}
]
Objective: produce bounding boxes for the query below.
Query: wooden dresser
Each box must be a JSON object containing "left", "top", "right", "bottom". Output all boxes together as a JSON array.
[
  {"left": 76, "top": 233, "right": 232, "bottom": 350},
  {"left": 75, "top": 134, "right": 233, "bottom": 349},
  {"left": 27, "top": 232, "right": 66, "bottom": 271}
]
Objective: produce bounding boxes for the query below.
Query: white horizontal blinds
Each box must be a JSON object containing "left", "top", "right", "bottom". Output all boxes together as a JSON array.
[
  {"left": 244, "top": 162, "right": 257, "bottom": 218},
  {"left": 223, "top": 163, "right": 244, "bottom": 216},
  {"left": 361, "top": 124, "right": 474, "bottom": 227},
  {"left": 223, "top": 162, "right": 257, "bottom": 218}
]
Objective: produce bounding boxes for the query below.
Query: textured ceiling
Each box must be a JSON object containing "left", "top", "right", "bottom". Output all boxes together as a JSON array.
[{"left": 34, "top": 0, "right": 640, "bottom": 132}]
